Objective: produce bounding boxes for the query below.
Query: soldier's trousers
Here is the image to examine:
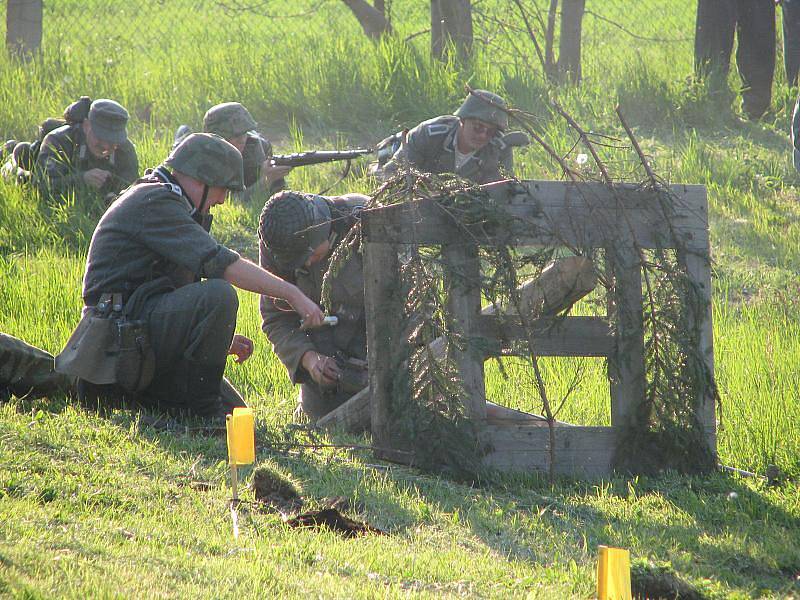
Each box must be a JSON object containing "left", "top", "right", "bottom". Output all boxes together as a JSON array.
[
  {"left": 138, "top": 279, "right": 241, "bottom": 415},
  {"left": 0, "top": 333, "right": 73, "bottom": 400},
  {"left": 784, "top": 0, "right": 800, "bottom": 87},
  {"left": 695, "top": 0, "right": 776, "bottom": 119}
]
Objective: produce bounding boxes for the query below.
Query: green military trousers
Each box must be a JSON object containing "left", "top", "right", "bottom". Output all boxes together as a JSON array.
[
  {"left": 1, "top": 333, "right": 74, "bottom": 400},
  {"left": 138, "top": 279, "right": 243, "bottom": 417}
]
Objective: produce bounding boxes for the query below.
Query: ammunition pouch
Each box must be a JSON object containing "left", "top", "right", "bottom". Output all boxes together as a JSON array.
[{"left": 55, "top": 293, "right": 155, "bottom": 393}]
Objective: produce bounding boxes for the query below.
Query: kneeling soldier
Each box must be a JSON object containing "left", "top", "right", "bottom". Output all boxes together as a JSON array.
[
  {"left": 56, "top": 134, "right": 324, "bottom": 420},
  {"left": 258, "top": 191, "right": 368, "bottom": 422}
]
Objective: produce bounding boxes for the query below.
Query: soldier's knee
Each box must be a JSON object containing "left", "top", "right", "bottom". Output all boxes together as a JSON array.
[{"left": 199, "top": 279, "right": 239, "bottom": 318}]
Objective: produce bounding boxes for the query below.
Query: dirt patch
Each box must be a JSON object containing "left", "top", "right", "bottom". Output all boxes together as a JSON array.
[
  {"left": 284, "top": 508, "right": 385, "bottom": 538},
  {"left": 631, "top": 562, "right": 704, "bottom": 600},
  {"left": 250, "top": 466, "right": 303, "bottom": 514}
]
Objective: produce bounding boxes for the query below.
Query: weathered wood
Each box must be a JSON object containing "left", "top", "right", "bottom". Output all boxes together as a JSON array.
[
  {"left": 364, "top": 242, "right": 406, "bottom": 461},
  {"left": 476, "top": 315, "right": 613, "bottom": 357},
  {"left": 6, "top": 0, "right": 43, "bottom": 58},
  {"left": 482, "top": 425, "right": 617, "bottom": 477},
  {"left": 483, "top": 256, "right": 597, "bottom": 318},
  {"left": 317, "top": 255, "right": 599, "bottom": 432},
  {"left": 316, "top": 386, "right": 371, "bottom": 433},
  {"left": 442, "top": 243, "right": 487, "bottom": 420},
  {"left": 607, "top": 243, "right": 646, "bottom": 429},
  {"left": 680, "top": 248, "right": 717, "bottom": 455},
  {"left": 361, "top": 181, "right": 709, "bottom": 251},
  {"left": 360, "top": 180, "right": 714, "bottom": 479}
]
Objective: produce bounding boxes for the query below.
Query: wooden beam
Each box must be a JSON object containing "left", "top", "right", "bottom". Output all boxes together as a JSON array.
[
  {"left": 481, "top": 424, "right": 617, "bottom": 477},
  {"left": 607, "top": 243, "right": 646, "bottom": 429},
  {"left": 363, "top": 242, "right": 407, "bottom": 460},
  {"left": 475, "top": 315, "right": 613, "bottom": 357},
  {"left": 361, "top": 181, "right": 708, "bottom": 251},
  {"left": 442, "top": 242, "right": 487, "bottom": 420},
  {"left": 316, "top": 386, "right": 370, "bottom": 433}
]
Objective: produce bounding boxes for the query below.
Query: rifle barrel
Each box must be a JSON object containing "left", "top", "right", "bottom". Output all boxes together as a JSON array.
[{"left": 271, "top": 149, "right": 372, "bottom": 168}]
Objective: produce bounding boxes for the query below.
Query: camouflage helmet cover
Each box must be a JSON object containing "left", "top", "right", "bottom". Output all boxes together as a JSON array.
[
  {"left": 164, "top": 132, "right": 245, "bottom": 191},
  {"left": 259, "top": 191, "right": 332, "bottom": 272},
  {"left": 203, "top": 102, "right": 257, "bottom": 140},
  {"left": 454, "top": 90, "right": 509, "bottom": 131}
]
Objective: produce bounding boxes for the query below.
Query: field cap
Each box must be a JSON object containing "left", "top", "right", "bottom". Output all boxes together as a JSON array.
[{"left": 88, "top": 99, "right": 129, "bottom": 145}]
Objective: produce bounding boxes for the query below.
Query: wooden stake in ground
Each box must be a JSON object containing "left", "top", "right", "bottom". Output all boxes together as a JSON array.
[{"left": 225, "top": 408, "right": 256, "bottom": 539}]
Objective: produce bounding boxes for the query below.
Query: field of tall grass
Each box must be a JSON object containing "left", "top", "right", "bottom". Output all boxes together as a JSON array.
[{"left": 1, "top": 1, "right": 800, "bottom": 597}]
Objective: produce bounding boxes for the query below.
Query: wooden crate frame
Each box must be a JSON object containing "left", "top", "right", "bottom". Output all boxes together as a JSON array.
[{"left": 362, "top": 180, "right": 715, "bottom": 478}]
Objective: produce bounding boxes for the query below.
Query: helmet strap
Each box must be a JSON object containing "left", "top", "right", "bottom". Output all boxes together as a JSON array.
[{"left": 191, "top": 184, "right": 213, "bottom": 232}]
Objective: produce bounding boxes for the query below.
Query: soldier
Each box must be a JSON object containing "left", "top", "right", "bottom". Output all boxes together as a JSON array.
[
  {"left": 35, "top": 98, "right": 139, "bottom": 203},
  {"left": 1, "top": 333, "right": 73, "bottom": 402},
  {"left": 175, "top": 102, "right": 290, "bottom": 203},
  {"left": 258, "top": 190, "right": 368, "bottom": 422},
  {"left": 56, "top": 134, "right": 324, "bottom": 421},
  {"left": 694, "top": 0, "right": 776, "bottom": 120},
  {"left": 379, "top": 90, "right": 527, "bottom": 185}
]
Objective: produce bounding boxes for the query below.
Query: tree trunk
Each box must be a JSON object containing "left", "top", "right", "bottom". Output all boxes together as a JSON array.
[
  {"left": 431, "top": 0, "right": 473, "bottom": 62},
  {"left": 6, "top": 0, "right": 43, "bottom": 59},
  {"left": 340, "top": 0, "right": 392, "bottom": 40},
  {"left": 557, "top": 0, "right": 585, "bottom": 83}
]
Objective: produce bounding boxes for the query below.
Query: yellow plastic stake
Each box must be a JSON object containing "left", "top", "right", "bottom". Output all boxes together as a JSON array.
[
  {"left": 226, "top": 407, "right": 256, "bottom": 466},
  {"left": 225, "top": 408, "right": 255, "bottom": 539},
  {"left": 597, "top": 545, "right": 632, "bottom": 600}
]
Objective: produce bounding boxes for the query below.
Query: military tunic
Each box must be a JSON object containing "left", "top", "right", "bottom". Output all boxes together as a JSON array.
[
  {"left": 382, "top": 115, "right": 513, "bottom": 184},
  {"left": 259, "top": 196, "right": 365, "bottom": 420},
  {"left": 36, "top": 123, "right": 139, "bottom": 200}
]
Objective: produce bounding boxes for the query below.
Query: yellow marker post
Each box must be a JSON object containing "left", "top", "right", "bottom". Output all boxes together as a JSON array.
[
  {"left": 225, "top": 408, "right": 255, "bottom": 538},
  {"left": 597, "top": 545, "right": 632, "bottom": 600}
]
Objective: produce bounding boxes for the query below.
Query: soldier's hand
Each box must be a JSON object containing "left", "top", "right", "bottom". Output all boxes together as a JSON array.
[
  {"left": 261, "top": 160, "right": 292, "bottom": 185},
  {"left": 228, "top": 334, "right": 254, "bottom": 364},
  {"left": 291, "top": 292, "right": 325, "bottom": 330},
  {"left": 83, "top": 168, "right": 112, "bottom": 189},
  {"left": 301, "top": 351, "right": 341, "bottom": 388}
]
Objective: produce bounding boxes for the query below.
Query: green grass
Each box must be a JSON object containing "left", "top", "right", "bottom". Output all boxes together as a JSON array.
[{"left": 2, "top": 0, "right": 800, "bottom": 597}]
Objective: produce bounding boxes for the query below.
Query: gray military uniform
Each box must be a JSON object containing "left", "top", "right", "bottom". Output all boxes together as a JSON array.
[
  {"left": 1, "top": 333, "right": 73, "bottom": 401},
  {"left": 35, "top": 123, "right": 139, "bottom": 200},
  {"left": 259, "top": 196, "right": 365, "bottom": 420},
  {"left": 382, "top": 115, "right": 513, "bottom": 184},
  {"left": 78, "top": 169, "right": 241, "bottom": 414}
]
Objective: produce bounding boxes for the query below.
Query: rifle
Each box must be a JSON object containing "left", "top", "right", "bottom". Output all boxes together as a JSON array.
[{"left": 271, "top": 148, "right": 373, "bottom": 168}]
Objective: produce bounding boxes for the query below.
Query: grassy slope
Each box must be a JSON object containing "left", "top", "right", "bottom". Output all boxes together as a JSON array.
[{"left": 1, "top": 0, "right": 800, "bottom": 597}]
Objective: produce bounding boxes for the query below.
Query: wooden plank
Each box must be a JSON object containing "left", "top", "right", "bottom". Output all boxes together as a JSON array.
[
  {"left": 361, "top": 182, "right": 709, "bottom": 250},
  {"left": 475, "top": 315, "right": 613, "bottom": 357},
  {"left": 442, "top": 243, "right": 487, "bottom": 421},
  {"left": 680, "top": 248, "right": 717, "bottom": 456},
  {"left": 481, "top": 424, "right": 617, "bottom": 478},
  {"left": 607, "top": 243, "right": 646, "bottom": 429},
  {"left": 363, "top": 242, "right": 410, "bottom": 462},
  {"left": 316, "top": 386, "right": 370, "bottom": 434}
]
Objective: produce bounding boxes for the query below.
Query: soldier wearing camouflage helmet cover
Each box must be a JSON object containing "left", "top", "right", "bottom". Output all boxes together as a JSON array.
[
  {"left": 35, "top": 98, "right": 139, "bottom": 203},
  {"left": 258, "top": 190, "right": 369, "bottom": 422},
  {"left": 57, "top": 133, "right": 324, "bottom": 422},
  {"left": 379, "top": 90, "right": 528, "bottom": 185},
  {"left": 174, "top": 102, "right": 289, "bottom": 204}
]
